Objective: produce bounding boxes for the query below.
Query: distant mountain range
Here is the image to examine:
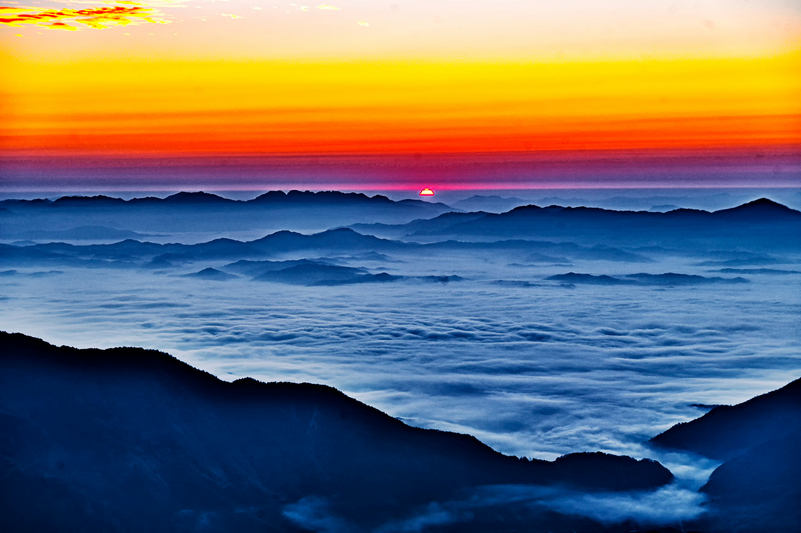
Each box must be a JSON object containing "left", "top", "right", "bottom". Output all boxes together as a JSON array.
[
  {"left": 0, "top": 191, "right": 455, "bottom": 237},
  {"left": 3, "top": 193, "right": 799, "bottom": 252},
  {"left": 1, "top": 332, "right": 672, "bottom": 532},
  {"left": 0, "top": 227, "right": 656, "bottom": 271},
  {"left": 353, "top": 198, "right": 801, "bottom": 250},
  {"left": 0, "top": 190, "right": 452, "bottom": 211},
  {"left": 1, "top": 197, "right": 798, "bottom": 285}
]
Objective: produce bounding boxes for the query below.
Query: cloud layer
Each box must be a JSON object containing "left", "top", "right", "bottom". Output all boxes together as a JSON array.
[{"left": 2, "top": 252, "right": 798, "bottom": 461}]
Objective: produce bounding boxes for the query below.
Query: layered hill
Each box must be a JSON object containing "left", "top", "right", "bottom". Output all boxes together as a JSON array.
[
  {"left": 353, "top": 198, "right": 801, "bottom": 250},
  {"left": 0, "top": 191, "right": 454, "bottom": 238},
  {"left": 0, "top": 227, "right": 655, "bottom": 269}
]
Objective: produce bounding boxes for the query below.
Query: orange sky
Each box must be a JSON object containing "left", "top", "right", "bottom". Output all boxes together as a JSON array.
[{"left": 1, "top": 1, "right": 800, "bottom": 189}]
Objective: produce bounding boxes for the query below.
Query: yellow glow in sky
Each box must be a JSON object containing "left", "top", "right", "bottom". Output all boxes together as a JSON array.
[
  {"left": 1, "top": 52, "right": 799, "bottom": 157},
  {"left": 2, "top": 0, "right": 800, "bottom": 62},
  {"left": 1, "top": 0, "right": 799, "bottom": 174}
]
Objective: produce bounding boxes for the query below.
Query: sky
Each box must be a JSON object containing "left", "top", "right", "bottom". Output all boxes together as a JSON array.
[{"left": 1, "top": 0, "right": 800, "bottom": 191}]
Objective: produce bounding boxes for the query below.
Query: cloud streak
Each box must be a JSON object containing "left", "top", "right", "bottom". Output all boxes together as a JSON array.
[
  {"left": 0, "top": 3, "right": 167, "bottom": 30},
  {"left": 286, "top": 483, "right": 707, "bottom": 532}
]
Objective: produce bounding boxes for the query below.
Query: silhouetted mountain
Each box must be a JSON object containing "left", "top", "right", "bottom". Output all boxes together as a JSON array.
[
  {"left": 250, "top": 190, "right": 454, "bottom": 212},
  {"left": 1, "top": 229, "right": 404, "bottom": 267},
  {"left": 623, "top": 273, "right": 748, "bottom": 285},
  {"left": 418, "top": 275, "right": 464, "bottom": 283},
  {"left": 51, "top": 195, "right": 127, "bottom": 208},
  {"left": 713, "top": 197, "right": 801, "bottom": 221},
  {"left": 650, "top": 378, "right": 801, "bottom": 533},
  {"left": 547, "top": 272, "right": 747, "bottom": 286},
  {"left": 0, "top": 191, "right": 455, "bottom": 237},
  {"left": 0, "top": 198, "right": 52, "bottom": 207},
  {"left": 548, "top": 273, "right": 634, "bottom": 285},
  {"left": 0, "top": 332, "right": 673, "bottom": 532},
  {"left": 362, "top": 199, "right": 801, "bottom": 250},
  {"left": 249, "top": 228, "right": 409, "bottom": 254},
  {"left": 253, "top": 263, "right": 375, "bottom": 285},
  {"left": 184, "top": 267, "right": 239, "bottom": 281},
  {"left": 223, "top": 258, "right": 332, "bottom": 277},
  {"left": 650, "top": 377, "right": 801, "bottom": 461},
  {"left": 2, "top": 191, "right": 453, "bottom": 211},
  {"left": 0, "top": 269, "right": 62, "bottom": 278},
  {"left": 162, "top": 191, "right": 236, "bottom": 205},
  {"left": 142, "top": 256, "right": 175, "bottom": 269},
  {"left": 223, "top": 259, "right": 457, "bottom": 285},
  {"left": 351, "top": 211, "right": 489, "bottom": 239},
  {"left": 713, "top": 268, "right": 801, "bottom": 275},
  {"left": 0, "top": 228, "right": 654, "bottom": 270}
]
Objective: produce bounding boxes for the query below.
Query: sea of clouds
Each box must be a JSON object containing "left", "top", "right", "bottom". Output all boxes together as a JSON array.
[{"left": 2, "top": 251, "right": 798, "bottom": 465}]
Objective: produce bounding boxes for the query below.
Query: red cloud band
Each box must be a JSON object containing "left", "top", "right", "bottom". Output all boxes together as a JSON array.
[{"left": 0, "top": 4, "right": 164, "bottom": 30}]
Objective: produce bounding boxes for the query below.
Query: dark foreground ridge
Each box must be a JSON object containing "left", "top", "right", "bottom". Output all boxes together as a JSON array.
[
  {"left": 650, "top": 377, "right": 801, "bottom": 532},
  {"left": 0, "top": 332, "right": 674, "bottom": 532}
]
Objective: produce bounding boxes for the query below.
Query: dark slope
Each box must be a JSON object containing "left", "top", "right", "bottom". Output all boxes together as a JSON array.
[
  {"left": 650, "top": 377, "right": 801, "bottom": 461},
  {"left": 650, "top": 378, "right": 801, "bottom": 533},
  {"left": 697, "top": 428, "right": 801, "bottom": 533},
  {"left": 0, "top": 332, "right": 672, "bottom": 532}
]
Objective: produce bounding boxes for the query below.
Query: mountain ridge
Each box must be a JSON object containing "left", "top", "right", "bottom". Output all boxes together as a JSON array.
[
  {"left": 649, "top": 376, "right": 801, "bottom": 533},
  {"left": 0, "top": 331, "right": 674, "bottom": 532}
]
